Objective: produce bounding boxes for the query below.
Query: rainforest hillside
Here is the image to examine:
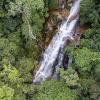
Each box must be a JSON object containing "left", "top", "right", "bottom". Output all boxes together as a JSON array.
[{"left": 0, "top": 0, "right": 100, "bottom": 100}]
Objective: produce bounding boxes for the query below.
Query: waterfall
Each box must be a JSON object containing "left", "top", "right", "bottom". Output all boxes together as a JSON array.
[{"left": 33, "top": 0, "right": 81, "bottom": 84}]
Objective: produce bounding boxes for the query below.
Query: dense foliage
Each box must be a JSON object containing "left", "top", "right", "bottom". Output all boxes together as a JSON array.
[
  {"left": 33, "top": 80, "right": 77, "bottom": 100},
  {"left": 0, "top": 0, "right": 46, "bottom": 99},
  {"left": 0, "top": 0, "right": 100, "bottom": 100}
]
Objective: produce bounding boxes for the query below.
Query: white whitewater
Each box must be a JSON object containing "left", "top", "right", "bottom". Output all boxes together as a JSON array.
[{"left": 33, "top": 0, "right": 81, "bottom": 83}]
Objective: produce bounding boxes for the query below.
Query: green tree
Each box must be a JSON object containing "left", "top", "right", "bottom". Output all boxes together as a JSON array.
[
  {"left": 0, "top": 85, "right": 14, "bottom": 100},
  {"left": 33, "top": 80, "right": 77, "bottom": 100}
]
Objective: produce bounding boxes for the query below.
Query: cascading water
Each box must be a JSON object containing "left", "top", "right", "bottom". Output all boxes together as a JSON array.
[{"left": 33, "top": 0, "right": 81, "bottom": 84}]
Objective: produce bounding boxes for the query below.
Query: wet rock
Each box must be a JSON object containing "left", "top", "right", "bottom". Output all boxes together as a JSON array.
[{"left": 63, "top": 53, "right": 69, "bottom": 70}]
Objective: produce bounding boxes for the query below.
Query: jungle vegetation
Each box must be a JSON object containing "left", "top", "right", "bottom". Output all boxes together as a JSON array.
[{"left": 0, "top": 0, "right": 100, "bottom": 100}]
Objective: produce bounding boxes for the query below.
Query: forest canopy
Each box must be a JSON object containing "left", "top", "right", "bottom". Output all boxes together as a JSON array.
[{"left": 0, "top": 0, "right": 100, "bottom": 100}]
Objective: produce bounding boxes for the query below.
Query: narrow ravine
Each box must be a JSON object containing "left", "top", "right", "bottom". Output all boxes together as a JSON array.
[{"left": 33, "top": 0, "right": 81, "bottom": 84}]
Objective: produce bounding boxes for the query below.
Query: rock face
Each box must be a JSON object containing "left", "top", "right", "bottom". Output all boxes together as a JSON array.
[
  {"left": 44, "top": 9, "right": 69, "bottom": 48},
  {"left": 47, "top": 0, "right": 67, "bottom": 9},
  {"left": 58, "top": 0, "right": 66, "bottom": 9}
]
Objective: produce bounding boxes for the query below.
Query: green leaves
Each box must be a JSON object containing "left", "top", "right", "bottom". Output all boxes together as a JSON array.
[
  {"left": 8, "top": 1, "right": 22, "bottom": 16},
  {"left": 80, "top": 0, "right": 100, "bottom": 27},
  {"left": 94, "top": 64, "right": 100, "bottom": 81},
  {"left": 0, "top": 37, "right": 20, "bottom": 65},
  {"left": 0, "top": 85, "right": 14, "bottom": 100},
  {"left": 48, "top": 0, "right": 59, "bottom": 9},
  {"left": 21, "top": 0, "right": 45, "bottom": 40},
  {"left": 73, "top": 47, "right": 100, "bottom": 73},
  {"left": 0, "top": 64, "right": 21, "bottom": 83},
  {"left": 33, "top": 80, "right": 77, "bottom": 100},
  {"left": 60, "top": 67, "right": 80, "bottom": 88}
]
